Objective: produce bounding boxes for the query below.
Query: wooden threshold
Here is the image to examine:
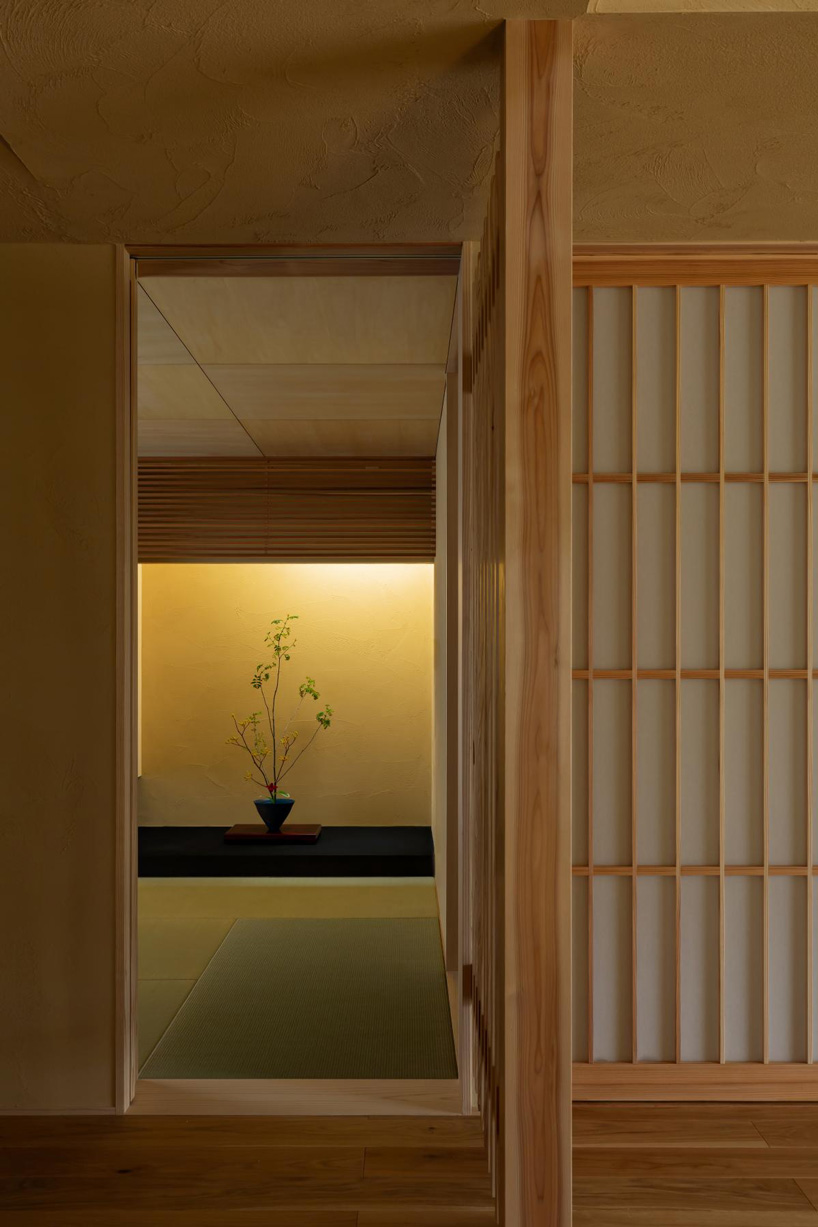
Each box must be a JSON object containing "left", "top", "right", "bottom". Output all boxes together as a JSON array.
[
  {"left": 130, "top": 1078, "right": 463, "bottom": 1116},
  {"left": 573, "top": 1063, "right": 818, "bottom": 1101}
]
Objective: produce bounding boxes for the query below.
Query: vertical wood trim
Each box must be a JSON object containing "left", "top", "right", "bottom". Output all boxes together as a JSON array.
[
  {"left": 587, "top": 287, "right": 595, "bottom": 1066},
  {"left": 502, "top": 19, "right": 572, "bottom": 1226},
  {"left": 674, "top": 285, "right": 683, "bottom": 1065},
  {"left": 631, "top": 287, "right": 639, "bottom": 1064},
  {"left": 808, "top": 285, "right": 815, "bottom": 1067},
  {"left": 718, "top": 285, "right": 727, "bottom": 1066},
  {"left": 446, "top": 298, "right": 462, "bottom": 976},
  {"left": 763, "top": 285, "right": 770, "bottom": 1066},
  {"left": 115, "top": 246, "right": 137, "bottom": 1113},
  {"left": 458, "top": 243, "right": 477, "bottom": 1114}
]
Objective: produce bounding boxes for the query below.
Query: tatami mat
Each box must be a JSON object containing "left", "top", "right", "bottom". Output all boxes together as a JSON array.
[{"left": 140, "top": 917, "right": 457, "bottom": 1080}]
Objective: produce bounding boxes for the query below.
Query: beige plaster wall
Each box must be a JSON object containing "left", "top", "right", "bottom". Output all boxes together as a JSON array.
[
  {"left": 7, "top": 7, "right": 818, "bottom": 245},
  {"left": 139, "top": 563, "right": 433, "bottom": 828},
  {"left": 0, "top": 0, "right": 580, "bottom": 245},
  {"left": 574, "top": 13, "right": 818, "bottom": 241},
  {"left": 0, "top": 243, "right": 118, "bottom": 1111}
]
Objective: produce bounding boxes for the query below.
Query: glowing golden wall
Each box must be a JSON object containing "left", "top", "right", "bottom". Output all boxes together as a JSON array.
[{"left": 139, "top": 563, "right": 433, "bottom": 827}]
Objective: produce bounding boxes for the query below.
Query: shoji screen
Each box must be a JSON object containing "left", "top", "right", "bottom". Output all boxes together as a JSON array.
[{"left": 572, "top": 252, "right": 818, "bottom": 1098}]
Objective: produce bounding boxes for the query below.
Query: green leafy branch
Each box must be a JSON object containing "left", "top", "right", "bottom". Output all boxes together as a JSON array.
[{"left": 227, "top": 614, "right": 334, "bottom": 796}]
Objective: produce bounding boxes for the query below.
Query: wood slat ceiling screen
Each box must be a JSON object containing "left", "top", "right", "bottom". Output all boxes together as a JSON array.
[{"left": 138, "top": 457, "right": 435, "bottom": 561}]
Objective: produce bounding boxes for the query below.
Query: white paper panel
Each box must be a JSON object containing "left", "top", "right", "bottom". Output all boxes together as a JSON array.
[
  {"left": 573, "top": 876, "right": 589, "bottom": 1062},
  {"left": 573, "top": 680, "right": 589, "bottom": 866},
  {"left": 768, "top": 286, "right": 808, "bottom": 473},
  {"left": 769, "top": 483, "right": 807, "bottom": 669},
  {"left": 725, "top": 483, "right": 763, "bottom": 669},
  {"left": 593, "top": 287, "right": 632, "bottom": 473},
  {"left": 681, "top": 483, "right": 719, "bottom": 669},
  {"left": 725, "top": 876, "right": 764, "bottom": 1062},
  {"left": 769, "top": 876, "right": 807, "bottom": 1062},
  {"left": 637, "top": 484, "right": 674, "bottom": 669},
  {"left": 636, "top": 287, "right": 675, "bottom": 473},
  {"left": 681, "top": 681, "right": 719, "bottom": 865},
  {"left": 594, "top": 483, "right": 631, "bottom": 669},
  {"left": 573, "top": 286, "right": 589, "bottom": 473},
  {"left": 636, "top": 875, "right": 675, "bottom": 1062},
  {"left": 681, "top": 875, "right": 720, "bottom": 1062},
  {"left": 769, "top": 680, "right": 807, "bottom": 866},
  {"left": 724, "top": 287, "right": 764, "bottom": 473},
  {"left": 680, "top": 286, "right": 720, "bottom": 473},
  {"left": 637, "top": 681, "right": 675, "bottom": 866},
  {"left": 594, "top": 875, "right": 632, "bottom": 1061},
  {"left": 725, "top": 680, "right": 764, "bottom": 865},
  {"left": 573, "top": 484, "right": 589, "bottom": 670},
  {"left": 593, "top": 681, "right": 632, "bottom": 865}
]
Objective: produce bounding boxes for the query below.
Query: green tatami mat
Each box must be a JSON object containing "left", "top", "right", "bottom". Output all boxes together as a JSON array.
[{"left": 139, "top": 917, "right": 457, "bottom": 1079}]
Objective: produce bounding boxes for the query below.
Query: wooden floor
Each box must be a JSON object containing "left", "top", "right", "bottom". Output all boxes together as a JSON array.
[
  {"left": 0, "top": 1114, "right": 494, "bottom": 1226},
  {"left": 7, "top": 1104, "right": 818, "bottom": 1223},
  {"left": 574, "top": 1102, "right": 818, "bottom": 1225}
]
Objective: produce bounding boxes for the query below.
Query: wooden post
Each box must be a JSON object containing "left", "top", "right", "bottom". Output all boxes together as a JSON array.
[{"left": 502, "top": 19, "right": 573, "bottom": 1226}]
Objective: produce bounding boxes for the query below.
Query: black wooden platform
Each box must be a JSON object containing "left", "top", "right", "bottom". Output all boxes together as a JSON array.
[{"left": 138, "top": 825, "right": 435, "bottom": 878}]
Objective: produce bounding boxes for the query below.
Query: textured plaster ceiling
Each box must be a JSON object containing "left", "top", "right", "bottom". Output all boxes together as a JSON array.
[{"left": 3, "top": 3, "right": 818, "bottom": 242}]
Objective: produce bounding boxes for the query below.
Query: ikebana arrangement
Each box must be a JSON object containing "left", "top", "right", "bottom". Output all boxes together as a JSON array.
[{"left": 227, "top": 614, "right": 333, "bottom": 831}]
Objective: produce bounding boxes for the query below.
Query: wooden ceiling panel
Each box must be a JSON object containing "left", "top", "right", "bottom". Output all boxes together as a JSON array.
[
  {"left": 242, "top": 417, "right": 440, "bottom": 458},
  {"left": 137, "top": 287, "right": 194, "bottom": 365},
  {"left": 138, "top": 365, "right": 233, "bottom": 420},
  {"left": 203, "top": 364, "right": 445, "bottom": 420},
  {"left": 138, "top": 419, "right": 261, "bottom": 457},
  {"left": 143, "top": 276, "right": 458, "bottom": 365}
]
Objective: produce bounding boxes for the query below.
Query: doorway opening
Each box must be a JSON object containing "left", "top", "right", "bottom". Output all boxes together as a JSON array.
[{"left": 123, "top": 245, "right": 467, "bottom": 1112}]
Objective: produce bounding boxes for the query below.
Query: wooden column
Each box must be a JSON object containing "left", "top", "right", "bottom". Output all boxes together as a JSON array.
[{"left": 502, "top": 20, "right": 573, "bottom": 1226}]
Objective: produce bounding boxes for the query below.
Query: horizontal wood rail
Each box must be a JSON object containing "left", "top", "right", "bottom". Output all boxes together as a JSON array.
[
  {"left": 574, "top": 471, "right": 818, "bottom": 484},
  {"left": 574, "top": 865, "right": 818, "bottom": 877},
  {"left": 573, "top": 244, "right": 818, "bottom": 286},
  {"left": 574, "top": 1062, "right": 818, "bottom": 1100},
  {"left": 573, "top": 668, "right": 817, "bottom": 680}
]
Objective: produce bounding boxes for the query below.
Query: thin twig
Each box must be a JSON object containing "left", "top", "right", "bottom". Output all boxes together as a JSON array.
[{"left": 277, "top": 725, "right": 323, "bottom": 784}]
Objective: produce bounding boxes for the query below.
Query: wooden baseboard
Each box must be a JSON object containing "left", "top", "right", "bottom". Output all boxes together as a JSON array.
[
  {"left": 130, "top": 1078, "right": 463, "bottom": 1115},
  {"left": 574, "top": 1062, "right": 818, "bottom": 1101}
]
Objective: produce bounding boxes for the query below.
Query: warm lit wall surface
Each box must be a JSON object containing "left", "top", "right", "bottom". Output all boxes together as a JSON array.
[
  {"left": 0, "top": 244, "right": 117, "bottom": 1110},
  {"left": 140, "top": 563, "right": 433, "bottom": 827}
]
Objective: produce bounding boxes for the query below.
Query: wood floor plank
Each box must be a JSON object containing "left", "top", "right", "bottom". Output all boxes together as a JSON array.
[
  {"left": 573, "top": 1104, "right": 767, "bottom": 1148},
  {"left": 364, "top": 1147, "right": 491, "bottom": 1182},
  {"left": 0, "top": 1215, "right": 357, "bottom": 1227},
  {"left": 0, "top": 1144, "right": 365, "bottom": 1180},
  {"left": 797, "top": 1180, "right": 818, "bottom": 1211},
  {"left": 754, "top": 1115, "right": 818, "bottom": 1149},
  {"left": 573, "top": 1177, "right": 814, "bottom": 1212},
  {"left": 574, "top": 1147, "right": 818, "bottom": 1179},
  {"left": 0, "top": 1115, "right": 484, "bottom": 1149},
  {"left": 358, "top": 1212, "right": 497, "bottom": 1225},
  {"left": 572, "top": 1211, "right": 818, "bottom": 1226},
  {"left": 0, "top": 1172, "right": 493, "bottom": 1212}
]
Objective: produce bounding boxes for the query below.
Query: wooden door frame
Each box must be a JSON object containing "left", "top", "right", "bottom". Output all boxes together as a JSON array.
[{"left": 114, "top": 242, "right": 468, "bottom": 1116}]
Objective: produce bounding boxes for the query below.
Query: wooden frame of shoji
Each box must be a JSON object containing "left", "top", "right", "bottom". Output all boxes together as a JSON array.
[{"left": 572, "top": 244, "right": 818, "bottom": 1100}]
